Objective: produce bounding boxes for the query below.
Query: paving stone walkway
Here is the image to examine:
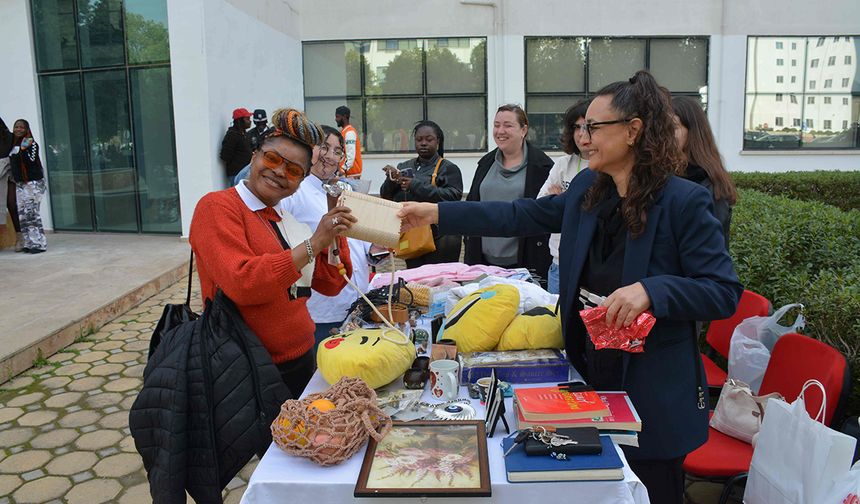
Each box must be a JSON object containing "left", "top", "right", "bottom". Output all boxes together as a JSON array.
[{"left": 0, "top": 276, "right": 256, "bottom": 504}]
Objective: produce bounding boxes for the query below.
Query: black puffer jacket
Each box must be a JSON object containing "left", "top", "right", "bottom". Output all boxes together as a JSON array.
[{"left": 130, "top": 290, "right": 290, "bottom": 504}]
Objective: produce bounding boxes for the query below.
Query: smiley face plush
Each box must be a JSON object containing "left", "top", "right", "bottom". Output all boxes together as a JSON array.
[
  {"left": 316, "top": 328, "right": 416, "bottom": 389},
  {"left": 442, "top": 285, "right": 520, "bottom": 352}
]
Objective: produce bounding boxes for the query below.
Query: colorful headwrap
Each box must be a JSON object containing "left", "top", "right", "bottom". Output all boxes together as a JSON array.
[{"left": 269, "top": 108, "right": 325, "bottom": 150}]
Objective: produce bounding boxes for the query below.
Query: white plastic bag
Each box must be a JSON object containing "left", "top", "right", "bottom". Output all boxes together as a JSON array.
[
  {"left": 744, "top": 380, "right": 857, "bottom": 504},
  {"left": 727, "top": 303, "right": 805, "bottom": 393}
]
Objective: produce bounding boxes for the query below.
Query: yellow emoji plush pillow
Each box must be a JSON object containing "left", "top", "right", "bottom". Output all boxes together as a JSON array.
[
  {"left": 496, "top": 305, "right": 564, "bottom": 351},
  {"left": 316, "top": 328, "right": 415, "bottom": 389},
  {"left": 441, "top": 285, "right": 519, "bottom": 352}
]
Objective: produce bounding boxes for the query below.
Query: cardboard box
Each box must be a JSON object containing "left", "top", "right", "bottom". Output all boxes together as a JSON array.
[{"left": 459, "top": 349, "right": 571, "bottom": 385}]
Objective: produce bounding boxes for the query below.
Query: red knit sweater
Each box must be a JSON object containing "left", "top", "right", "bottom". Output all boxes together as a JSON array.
[{"left": 189, "top": 188, "right": 352, "bottom": 363}]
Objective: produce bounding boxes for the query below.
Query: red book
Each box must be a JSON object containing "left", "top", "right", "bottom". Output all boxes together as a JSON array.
[
  {"left": 513, "top": 386, "right": 609, "bottom": 421},
  {"left": 515, "top": 391, "right": 642, "bottom": 432}
]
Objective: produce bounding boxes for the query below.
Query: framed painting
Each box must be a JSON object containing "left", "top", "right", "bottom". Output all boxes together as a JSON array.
[{"left": 354, "top": 420, "right": 491, "bottom": 497}]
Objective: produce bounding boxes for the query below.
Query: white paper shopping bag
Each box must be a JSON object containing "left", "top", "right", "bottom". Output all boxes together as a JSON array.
[
  {"left": 819, "top": 461, "right": 860, "bottom": 503},
  {"left": 744, "top": 380, "right": 857, "bottom": 504}
]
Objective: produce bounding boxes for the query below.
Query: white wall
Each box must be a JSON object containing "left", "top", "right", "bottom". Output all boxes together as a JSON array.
[
  {"left": 169, "top": 0, "right": 304, "bottom": 236},
  {"left": 0, "top": 0, "right": 52, "bottom": 230}
]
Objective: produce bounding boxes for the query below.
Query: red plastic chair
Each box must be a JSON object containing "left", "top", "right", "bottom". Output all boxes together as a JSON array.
[
  {"left": 702, "top": 290, "right": 771, "bottom": 389},
  {"left": 685, "top": 332, "right": 850, "bottom": 504}
]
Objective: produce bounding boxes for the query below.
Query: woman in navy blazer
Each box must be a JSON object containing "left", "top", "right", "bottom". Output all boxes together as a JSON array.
[{"left": 399, "top": 71, "right": 742, "bottom": 504}]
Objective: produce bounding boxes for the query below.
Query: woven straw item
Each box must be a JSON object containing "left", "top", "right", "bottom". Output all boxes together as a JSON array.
[
  {"left": 337, "top": 191, "right": 402, "bottom": 248},
  {"left": 271, "top": 377, "right": 392, "bottom": 466},
  {"left": 403, "top": 282, "right": 431, "bottom": 307}
]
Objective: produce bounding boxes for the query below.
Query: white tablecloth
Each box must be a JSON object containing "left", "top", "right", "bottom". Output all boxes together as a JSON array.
[{"left": 241, "top": 371, "right": 650, "bottom": 504}]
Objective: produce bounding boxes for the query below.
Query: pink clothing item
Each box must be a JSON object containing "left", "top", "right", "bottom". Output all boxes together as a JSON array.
[{"left": 369, "top": 262, "right": 521, "bottom": 289}]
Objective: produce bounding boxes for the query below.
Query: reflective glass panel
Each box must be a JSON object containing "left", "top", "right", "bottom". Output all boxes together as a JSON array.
[
  {"left": 650, "top": 38, "right": 708, "bottom": 93},
  {"left": 588, "top": 38, "right": 646, "bottom": 92},
  {"left": 125, "top": 0, "right": 170, "bottom": 64},
  {"left": 365, "top": 40, "right": 423, "bottom": 95},
  {"left": 32, "top": 0, "right": 78, "bottom": 71},
  {"left": 83, "top": 70, "right": 137, "bottom": 231},
  {"left": 77, "top": 0, "right": 125, "bottom": 68},
  {"left": 426, "top": 38, "right": 486, "bottom": 94},
  {"left": 526, "top": 95, "right": 586, "bottom": 152},
  {"left": 40, "top": 73, "right": 93, "bottom": 231},
  {"left": 131, "top": 67, "right": 180, "bottom": 233},
  {"left": 428, "top": 97, "right": 486, "bottom": 151},
  {"left": 526, "top": 38, "right": 586, "bottom": 93},
  {"left": 365, "top": 98, "right": 422, "bottom": 152},
  {"left": 303, "top": 42, "right": 363, "bottom": 97}
]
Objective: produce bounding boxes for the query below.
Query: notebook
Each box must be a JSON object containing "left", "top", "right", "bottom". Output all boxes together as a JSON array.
[{"left": 502, "top": 435, "right": 624, "bottom": 482}]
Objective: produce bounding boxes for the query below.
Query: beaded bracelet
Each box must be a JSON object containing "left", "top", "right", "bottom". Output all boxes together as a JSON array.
[{"left": 304, "top": 239, "right": 314, "bottom": 263}]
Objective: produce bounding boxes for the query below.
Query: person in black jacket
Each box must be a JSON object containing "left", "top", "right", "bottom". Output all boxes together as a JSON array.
[
  {"left": 381, "top": 120, "right": 464, "bottom": 268},
  {"left": 672, "top": 96, "right": 737, "bottom": 248},
  {"left": 9, "top": 119, "right": 46, "bottom": 253},
  {"left": 0, "top": 116, "right": 20, "bottom": 249},
  {"left": 220, "top": 108, "right": 253, "bottom": 183},
  {"left": 464, "top": 104, "right": 553, "bottom": 285},
  {"left": 248, "top": 108, "right": 273, "bottom": 152}
]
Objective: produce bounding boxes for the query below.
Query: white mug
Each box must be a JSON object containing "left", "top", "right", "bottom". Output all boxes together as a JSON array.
[{"left": 429, "top": 359, "right": 459, "bottom": 401}]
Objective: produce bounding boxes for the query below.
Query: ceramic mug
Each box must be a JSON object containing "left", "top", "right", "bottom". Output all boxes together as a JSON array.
[{"left": 429, "top": 359, "right": 459, "bottom": 401}]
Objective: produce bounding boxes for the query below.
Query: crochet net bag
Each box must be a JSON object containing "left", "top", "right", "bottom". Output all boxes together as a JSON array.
[{"left": 271, "top": 377, "right": 392, "bottom": 465}]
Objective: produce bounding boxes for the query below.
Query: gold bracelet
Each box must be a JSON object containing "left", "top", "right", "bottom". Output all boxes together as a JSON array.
[{"left": 304, "top": 239, "right": 314, "bottom": 263}]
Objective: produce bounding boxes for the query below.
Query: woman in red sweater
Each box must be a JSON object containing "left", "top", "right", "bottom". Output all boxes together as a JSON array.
[{"left": 190, "top": 108, "right": 356, "bottom": 396}]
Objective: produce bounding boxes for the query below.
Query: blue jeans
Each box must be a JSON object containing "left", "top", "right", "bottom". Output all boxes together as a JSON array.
[{"left": 547, "top": 261, "right": 560, "bottom": 295}]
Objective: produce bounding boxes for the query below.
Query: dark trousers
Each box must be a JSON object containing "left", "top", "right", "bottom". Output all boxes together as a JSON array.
[
  {"left": 627, "top": 456, "right": 685, "bottom": 504},
  {"left": 275, "top": 350, "right": 315, "bottom": 399}
]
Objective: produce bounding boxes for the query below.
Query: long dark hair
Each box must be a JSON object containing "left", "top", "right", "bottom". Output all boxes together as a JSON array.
[
  {"left": 560, "top": 98, "right": 591, "bottom": 156},
  {"left": 320, "top": 125, "right": 345, "bottom": 149},
  {"left": 673, "top": 96, "right": 737, "bottom": 205},
  {"left": 583, "top": 70, "right": 684, "bottom": 238},
  {"left": 412, "top": 120, "right": 445, "bottom": 158}
]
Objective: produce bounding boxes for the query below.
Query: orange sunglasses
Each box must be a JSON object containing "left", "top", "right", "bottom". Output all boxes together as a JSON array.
[{"left": 260, "top": 150, "right": 308, "bottom": 181}]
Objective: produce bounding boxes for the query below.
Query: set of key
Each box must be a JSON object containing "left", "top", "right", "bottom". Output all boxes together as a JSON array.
[{"left": 503, "top": 426, "right": 578, "bottom": 457}]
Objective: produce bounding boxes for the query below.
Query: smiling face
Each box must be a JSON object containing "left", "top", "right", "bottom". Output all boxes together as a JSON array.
[
  {"left": 246, "top": 136, "right": 311, "bottom": 206},
  {"left": 581, "top": 95, "right": 640, "bottom": 178},
  {"left": 13, "top": 121, "right": 28, "bottom": 138},
  {"left": 492, "top": 110, "right": 528, "bottom": 154},
  {"left": 414, "top": 125, "right": 439, "bottom": 160},
  {"left": 310, "top": 132, "right": 344, "bottom": 181}
]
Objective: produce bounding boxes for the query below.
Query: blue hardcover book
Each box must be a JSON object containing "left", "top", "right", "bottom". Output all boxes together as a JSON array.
[{"left": 502, "top": 435, "right": 624, "bottom": 482}]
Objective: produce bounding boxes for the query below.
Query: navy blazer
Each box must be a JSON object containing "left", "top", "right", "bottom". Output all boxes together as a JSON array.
[{"left": 439, "top": 168, "right": 743, "bottom": 460}]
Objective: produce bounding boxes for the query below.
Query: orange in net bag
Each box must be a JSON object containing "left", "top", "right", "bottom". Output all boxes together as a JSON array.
[{"left": 271, "top": 376, "right": 392, "bottom": 466}]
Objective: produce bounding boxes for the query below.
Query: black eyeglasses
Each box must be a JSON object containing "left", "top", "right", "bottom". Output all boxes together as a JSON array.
[{"left": 578, "top": 118, "right": 636, "bottom": 139}]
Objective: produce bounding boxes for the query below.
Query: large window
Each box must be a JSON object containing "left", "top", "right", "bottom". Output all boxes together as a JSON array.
[
  {"left": 303, "top": 38, "right": 487, "bottom": 153},
  {"left": 30, "top": 0, "right": 179, "bottom": 233},
  {"left": 745, "top": 36, "right": 860, "bottom": 150},
  {"left": 525, "top": 37, "right": 708, "bottom": 150}
]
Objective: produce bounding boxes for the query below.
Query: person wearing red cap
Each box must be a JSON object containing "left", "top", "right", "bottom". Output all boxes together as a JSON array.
[{"left": 220, "top": 108, "right": 253, "bottom": 184}]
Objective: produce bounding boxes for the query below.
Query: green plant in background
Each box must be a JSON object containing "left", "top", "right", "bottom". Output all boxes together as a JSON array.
[
  {"left": 730, "top": 188, "right": 860, "bottom": 416},
  {"left": 731, "top": 170, "right": 860, "bottom": 211}
]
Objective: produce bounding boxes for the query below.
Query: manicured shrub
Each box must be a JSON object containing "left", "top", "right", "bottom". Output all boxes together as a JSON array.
[
  {"left": 730, "top": 189, "right": 860, "bottom": 416},
  {"left": 730, "top": 170, "right": 860, "bottom": 211}
]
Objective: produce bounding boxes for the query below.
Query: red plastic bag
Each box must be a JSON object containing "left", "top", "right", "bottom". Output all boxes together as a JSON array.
[{"left": 579, "top": 306, "right": 656, "bottom": 353}]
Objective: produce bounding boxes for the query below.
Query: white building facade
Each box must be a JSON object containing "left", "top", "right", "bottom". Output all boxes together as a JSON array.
[{"left": 1, "top": 0, "right": 858, "bottom": 236}]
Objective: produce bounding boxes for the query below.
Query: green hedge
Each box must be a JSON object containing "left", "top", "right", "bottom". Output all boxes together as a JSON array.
[
  {"left": 731, "top": 170, "right": 860, "bottom": 211},
  {"left": 730, "top": 188, "right": 860, "bottom": 416}
]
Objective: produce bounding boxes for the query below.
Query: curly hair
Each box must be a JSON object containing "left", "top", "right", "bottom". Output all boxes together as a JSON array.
[
  {"left": 560, "top": 98, "right": 591, "bottom": 156},
  {"left": 582, "top": 70, "right": 685, "bottom": 238},
  {"left": 263, "top": 108, "right": 324, "bottom": 165}
]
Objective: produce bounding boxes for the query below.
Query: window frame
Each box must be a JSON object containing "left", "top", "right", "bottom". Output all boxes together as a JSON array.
[
  {"left": 523, "top": 35, "right": 710, "bottom": 151},
  {"left": 302, "top": 37, "right": 489, "bottom": 154},
  {"left": 743, "top": 35, "right": 860, "bottom": 151}
]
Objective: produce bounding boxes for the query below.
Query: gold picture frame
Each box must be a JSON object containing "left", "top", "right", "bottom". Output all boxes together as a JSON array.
[{"left": 354, "top": 421, "right": 491, "bottom": 498}]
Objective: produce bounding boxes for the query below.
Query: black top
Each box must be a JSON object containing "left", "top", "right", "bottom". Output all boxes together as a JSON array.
[
  {"left": 379, "top": 153, "right": 463, "bottom": 203},
  {"left": 682, "top": 163, "right": 732, "bottom": 250},
  {"left": 580, "top": 187, "right": 626, "bottom": 390},
  {"left": 219, "top": 126, "right": 252, "bottom": 177},
  {"left": 0, "top": 117, "right": 12, "bottom": 158}
]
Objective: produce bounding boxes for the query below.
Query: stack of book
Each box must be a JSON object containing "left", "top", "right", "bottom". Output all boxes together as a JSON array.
[
  {"left": 502, "top": 435, "right": 624, "bottom": 482},
  {"left": 513, "top": 388, "right": 642, "bottom": 447}
]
